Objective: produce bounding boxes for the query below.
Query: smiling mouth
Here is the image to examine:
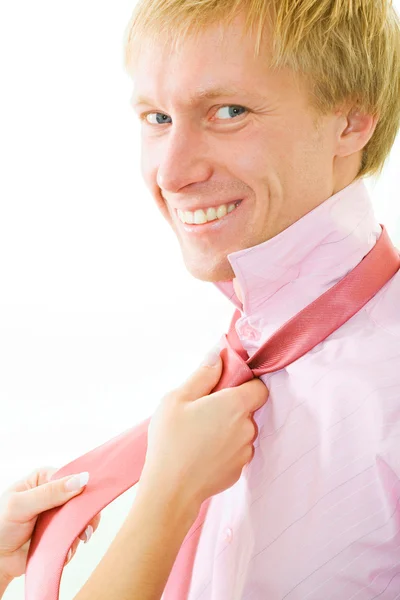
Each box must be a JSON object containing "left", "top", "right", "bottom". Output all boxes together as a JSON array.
[{"left": 176, "top": 200, "right": 243, "bottom": 225}]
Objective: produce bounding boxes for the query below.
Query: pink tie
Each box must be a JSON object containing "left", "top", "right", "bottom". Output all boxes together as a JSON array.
[{"left": 25, "top": 225, "right": 400, "bottom": 600}]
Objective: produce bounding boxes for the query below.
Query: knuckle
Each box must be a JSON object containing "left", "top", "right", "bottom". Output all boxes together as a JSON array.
[
  {"left": 40, "top": 481, "right": 60, "bottom": 503},
  {"left": 43, "top": 481, "right": 56, "bottom": 497},
  {"left": 244, "top": 420, "right": 256, "bottom": 442},
  {"left": 260, "top": 381, "right": 270, "bottom": 398},
  {"left": 241, "top": 445, "right": 254, "bottom": 466},
  {"left": 249, "top": 416, "right": 259, "bottom": 440},
  {"left": 252, "top": 379, "right": 268, "bottom": 399},
  {"left": 246, "top": 445, "right": 255, "bottom": 463},
  {"left": 251, "top": 377, "right": 268, "bottom": 392}
]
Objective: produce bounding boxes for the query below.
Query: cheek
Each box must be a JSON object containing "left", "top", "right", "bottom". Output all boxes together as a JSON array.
[
  {"left": 139, "top": 150, "right": 168, "bottom": 217},
  {"left": 266, "top": 119, "right": 326, "bottom": 177},
  {"left": 140, "top": 146, "right": 165, "bottom": 205},
  {"left": 229, "top": 129, "right": 288, "bottom": 188},
  {"left": 227, "top": 131, "right": 271, "bottom": 178},
  {"left": 140, "top": 145, "right": 156, "bottom": 187}
]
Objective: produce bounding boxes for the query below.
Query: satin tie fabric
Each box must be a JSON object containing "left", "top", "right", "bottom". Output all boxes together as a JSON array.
[{"left": 25, "top": 225, "right": 400, "bottom": 600}]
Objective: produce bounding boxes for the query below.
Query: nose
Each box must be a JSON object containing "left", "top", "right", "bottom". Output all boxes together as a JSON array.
[{"left": 156, "top": 125, "right": 213, "bottom": 192}]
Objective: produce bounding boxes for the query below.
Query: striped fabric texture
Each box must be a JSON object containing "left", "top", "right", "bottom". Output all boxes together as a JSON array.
[{"left": 186, "top": 180, "right": 400, "bottom": 599}]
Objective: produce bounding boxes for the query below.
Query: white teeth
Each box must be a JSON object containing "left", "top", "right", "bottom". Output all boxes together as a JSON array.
[
  {"left": 194, "top": 210, "right": 207, "bottom": 225},
  {"left": 177, "top": 202, "right": 239, "bottom": 225},
  {"left": 216, "top": 205, "right": 227, "bottom": 219},
  {"left": 206, "top": 207, "right": 217, "bottom": 221},
  {"left": 184, "top": 211, "right": 194, "bottom": 224}
]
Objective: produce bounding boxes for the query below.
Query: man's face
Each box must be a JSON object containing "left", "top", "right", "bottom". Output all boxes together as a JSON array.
[{"left": 131, "top": 14, "right": 348, "bottom": 282}]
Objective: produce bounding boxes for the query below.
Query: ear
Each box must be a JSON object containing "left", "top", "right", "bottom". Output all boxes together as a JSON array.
[{"left": 336, "top": 106, "right": 379, "bottom": 158}]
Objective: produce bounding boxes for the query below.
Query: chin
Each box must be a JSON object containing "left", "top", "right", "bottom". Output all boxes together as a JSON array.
[{"left": 183, "top": 256, "right": 235, "bottom": 283}]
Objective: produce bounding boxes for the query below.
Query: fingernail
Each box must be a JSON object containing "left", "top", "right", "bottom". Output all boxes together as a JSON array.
[
  {"left": 82, "top": 525, "right": 93, "bottom": 544},
  {"left": 65, "top": 472, "right": 90, "bottom": 492},
  {"left": 201, "top": 344, "right": 221, "bottom": 367}
]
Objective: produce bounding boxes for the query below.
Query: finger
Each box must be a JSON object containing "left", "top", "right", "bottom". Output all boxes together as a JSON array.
[
  {"left": 241, "top": 378, "right": 269, "bottom": 414},
  {"left": 78, "top": 512, "right": 101, "bottom": 542},
  {"left": 78, "top": 525, "right": 92, "bottom": 544},
  {"left": 6, "top": 472, "right": 90, "bottom": 522},
  {"left": 65, "top": 538, "right": 80, "bottom": 566},
  {"left": 89, "top": 512, "right": 101, "bottom": 533},
  {"left": 6, "top": 467, "right": 62, "bottom": 495},
  {"left": 245, "top": 445, "right": 255, "bottom": 465},
  {"left": 248, "top": 414, "right": 259, "bottom": 445},
  {"left": 65, "top": 548, "right": 72, "bottom": 566},
  {"left": 78, "top": 524, "right": 94, "bottom": 544},
  {"left": 172, "top": 342, "right": 224, "bottom": 402},
  {"left": 30, "top": 467, "right": 60, "bottom": 487}
]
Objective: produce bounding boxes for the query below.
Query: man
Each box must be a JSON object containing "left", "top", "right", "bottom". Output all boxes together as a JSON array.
[{"left": 122, "top": 0, "right": 400, "bottom": 597}]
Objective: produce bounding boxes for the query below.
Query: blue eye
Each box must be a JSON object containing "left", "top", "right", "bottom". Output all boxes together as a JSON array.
[
  {"left": 142, "top": 105, "right": 247, "bottom": 125},
  {"left": 145, "top": 113, "right": 172, "bottom": 125},
  {"left": 215, "top": 105, "right": 247, "bottom": 120}
]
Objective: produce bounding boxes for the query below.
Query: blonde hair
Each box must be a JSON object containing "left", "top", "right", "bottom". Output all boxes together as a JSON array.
[{"left": 123, "top": 0, "right": 400, "bottom": 179}]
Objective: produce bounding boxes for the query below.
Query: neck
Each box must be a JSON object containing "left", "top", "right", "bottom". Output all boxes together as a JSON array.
[
  {"left": 233, "top": 278, "right": 243, "bottom": 304},
  {"left": 214, "top": 180, "right": 381, "bottom": 341}
]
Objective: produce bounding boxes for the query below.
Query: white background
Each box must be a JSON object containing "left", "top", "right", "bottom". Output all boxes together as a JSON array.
[{"left": 0, "top": 1, "right": 399, "bottom": 598}]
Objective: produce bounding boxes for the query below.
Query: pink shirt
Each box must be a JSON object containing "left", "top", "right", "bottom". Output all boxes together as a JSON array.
[{"left": 187, "top": 179, "right": 400, "bottom": 599}]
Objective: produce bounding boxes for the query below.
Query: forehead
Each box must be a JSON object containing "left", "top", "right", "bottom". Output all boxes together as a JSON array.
[{"left": 131, "top": 17, "right": 273, "bottom": 108}]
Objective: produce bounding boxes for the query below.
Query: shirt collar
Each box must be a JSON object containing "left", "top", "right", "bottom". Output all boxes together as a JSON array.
[{"left": 213, "top": 179, "right": 382, "bottom": 318}]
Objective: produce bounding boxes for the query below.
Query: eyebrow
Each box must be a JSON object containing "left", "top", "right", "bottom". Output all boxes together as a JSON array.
[{"left": 131, "top": 86, "right": 266, "bottom": 107}]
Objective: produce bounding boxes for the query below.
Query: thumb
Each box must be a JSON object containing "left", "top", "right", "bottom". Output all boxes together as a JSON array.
[
  {"left": 179, "top": 342, "right": 224, "bottom": 402},
  {"left": 9, "top": 472, "right": 90, "bottom": 522}
]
